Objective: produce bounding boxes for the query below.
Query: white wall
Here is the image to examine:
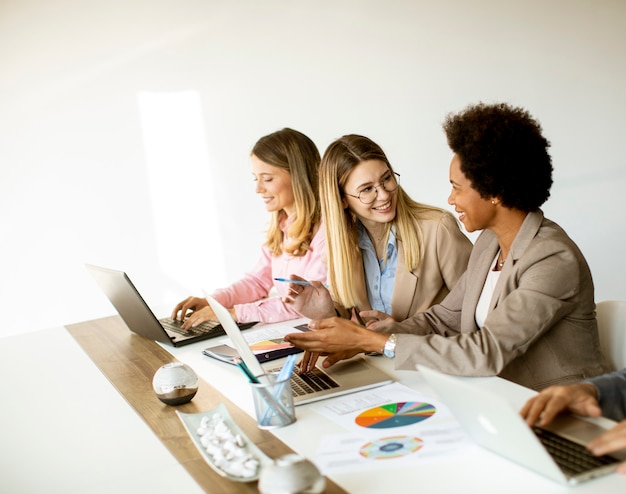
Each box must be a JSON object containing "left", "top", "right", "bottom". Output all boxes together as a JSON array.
[{"left": 1, "top": 0, "right": 625, "bottom": 338}]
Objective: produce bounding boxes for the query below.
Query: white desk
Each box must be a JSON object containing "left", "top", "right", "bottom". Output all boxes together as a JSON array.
[
  {"left": 3, "top": 319, "right": 624, "bottom": 493},
  {"left": 163, "top": 318, "right": 626, "bottom": 494},
  {"left": 0, "top": 327, "right": 204, "bottom": 494}
]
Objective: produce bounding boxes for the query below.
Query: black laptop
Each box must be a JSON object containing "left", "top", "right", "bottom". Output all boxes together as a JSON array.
[{"left": 86, "top": 264, "right": 256, "bottom": 347}]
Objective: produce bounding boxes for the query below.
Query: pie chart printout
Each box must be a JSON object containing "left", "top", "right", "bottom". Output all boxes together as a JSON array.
[
  {"left": 359, "top": 436, "right": 424, "bottom": 459},
  {"left": 355, "top": 401, "right": 436, "bottom": 429}
]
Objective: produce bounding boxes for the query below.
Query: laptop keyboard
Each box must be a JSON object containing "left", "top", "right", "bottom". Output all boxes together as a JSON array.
[
  {"left": 161, "top": 318, "right": 223, "bottom": 336},
  {"left": 162, "top": 318, "right": 258, "bottom": 339},
  {"left": 533, "top": 426, "right": 620, "bottom": 475},
  {"left": 289, "top": 369, "right": 340, "bottom": 396}
]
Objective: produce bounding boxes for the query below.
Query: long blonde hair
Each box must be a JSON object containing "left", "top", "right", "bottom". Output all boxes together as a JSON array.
[
  {"left": 252, "top": 128, "right": 321, "bottom": 256},
  {"left": 320, "top": 134, "right": 447, "bottom": 307}
]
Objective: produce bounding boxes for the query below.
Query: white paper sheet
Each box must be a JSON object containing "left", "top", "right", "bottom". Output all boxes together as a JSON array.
[{"left": 310, "top": 382, "right": 472, "bottom": 474}]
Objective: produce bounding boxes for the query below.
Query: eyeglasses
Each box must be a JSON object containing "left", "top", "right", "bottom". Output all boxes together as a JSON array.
[{"left": 344, "top": 171, "right": 400, "bottom": 205}]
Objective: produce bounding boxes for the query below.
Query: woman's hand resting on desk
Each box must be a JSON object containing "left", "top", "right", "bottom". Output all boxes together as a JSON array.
[
  {"left": 284, "top": 317, "right": 389, "bottom": 370},
  {"left": 171, "top": 296, "right": 229, "bottom": 330}
]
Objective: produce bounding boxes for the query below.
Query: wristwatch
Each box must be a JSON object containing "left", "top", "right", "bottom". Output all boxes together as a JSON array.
[{"left": 382, "top": 334, "right": 397, "bottom": 359}]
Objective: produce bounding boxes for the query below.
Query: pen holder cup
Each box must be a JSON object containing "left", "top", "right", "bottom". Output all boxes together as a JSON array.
[{"left": 250, "top": 372, "right": 296, "bottom": 429}]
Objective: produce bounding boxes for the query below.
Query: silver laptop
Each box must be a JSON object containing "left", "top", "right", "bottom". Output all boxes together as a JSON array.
[
  {"left": 86, "top": 264, "right": 256, "bottom": 347},
  {"left": 417, "top": 364, "right": 626, "bottom": 486},
  {"left": 205, "top": 294, "right": 394, "bottom": 405}
]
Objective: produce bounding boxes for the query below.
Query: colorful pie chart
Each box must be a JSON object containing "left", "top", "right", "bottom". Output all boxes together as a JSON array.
[
  {"left": 359, "top": 435, "right": 424, "bottom": 459},
  {"left": 355, "top": 401, "right": 436, "bottom": 429}
]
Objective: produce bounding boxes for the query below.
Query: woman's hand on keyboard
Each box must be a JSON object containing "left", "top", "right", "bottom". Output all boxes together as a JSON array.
[
  {"left": 298, "top": 351, "right": 322, "bottom": 373},
  {"left": 171, "top": 296, "right": 215, "bottom": 329},
  {"left": 181, "top": 306, "right": 220, "bottom": 330},
  {"left": 172, "top": 296, "right": 208, "bottom": 319}
]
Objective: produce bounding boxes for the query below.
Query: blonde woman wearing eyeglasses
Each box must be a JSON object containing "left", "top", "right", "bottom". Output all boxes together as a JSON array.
[{"left": 286, "top": 135, "right": 472, "bottom": 345}]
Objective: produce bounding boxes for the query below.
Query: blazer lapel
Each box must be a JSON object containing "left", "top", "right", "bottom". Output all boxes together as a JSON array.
[
  {"left": 461, "top": 229, "right": 499, "bottom": 331},
  {"left": 391, "top": 240, "right": 417, "bottom": 321},
  {"left": 509, "top": 210, "right": 543, "bottom": 263},
  {"left": 489, "top": 210, "right": 544, "bottom": 310}
]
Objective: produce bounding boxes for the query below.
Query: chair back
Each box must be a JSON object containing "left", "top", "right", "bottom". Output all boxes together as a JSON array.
[{"left": 596, "top": 300, "right": 626, "bottom": 371}]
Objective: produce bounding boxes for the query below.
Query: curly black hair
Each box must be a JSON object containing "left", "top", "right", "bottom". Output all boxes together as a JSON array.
[{"left": 443, "top": 102, "right": 553, "bottom": 212}]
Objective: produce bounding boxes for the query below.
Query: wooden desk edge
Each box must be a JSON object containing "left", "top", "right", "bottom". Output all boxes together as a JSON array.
[{"left": 66, "top": 315, "right": 346, "bottom": 494}]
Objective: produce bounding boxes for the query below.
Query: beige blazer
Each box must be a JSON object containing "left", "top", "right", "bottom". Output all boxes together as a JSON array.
[
  {"left": 386, "top": 210, "right": 611, "bottom": 390},
  {"left": 340, "top": 211, "right": 472, "bottom": 321}
]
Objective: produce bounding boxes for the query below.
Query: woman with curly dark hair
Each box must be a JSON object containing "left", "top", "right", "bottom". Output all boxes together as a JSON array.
[{"left": 285, "top": 102, "right": 610, "bottom": 391}]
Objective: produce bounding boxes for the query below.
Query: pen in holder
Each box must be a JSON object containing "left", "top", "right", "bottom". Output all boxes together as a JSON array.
[
  {"left": 248, "top": 354, "right": 297, "bottom": 429},
  {"left": 250, "top": 373, "right": 296, "bottom": 429}
]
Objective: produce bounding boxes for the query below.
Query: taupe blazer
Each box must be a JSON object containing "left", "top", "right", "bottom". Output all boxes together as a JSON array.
[
  {"left": 385, "top": 210, "right": 611, "bottom": 390},
  {"left": 340, "top": 211, "right": 472, "bottom": 321}
]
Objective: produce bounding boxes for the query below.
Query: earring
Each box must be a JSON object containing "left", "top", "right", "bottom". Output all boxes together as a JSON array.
[{"left": 491, "top": 200, "right": 495, "bottom": 204}]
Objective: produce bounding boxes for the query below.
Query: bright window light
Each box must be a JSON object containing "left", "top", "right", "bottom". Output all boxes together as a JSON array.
[{"left": 137, "top": 90, "right": 226, "bottom": 296}]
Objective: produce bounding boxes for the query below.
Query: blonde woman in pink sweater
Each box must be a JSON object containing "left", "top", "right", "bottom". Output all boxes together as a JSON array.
[{"left": 172, "top": 128, "right": 326, "bottom": 327}]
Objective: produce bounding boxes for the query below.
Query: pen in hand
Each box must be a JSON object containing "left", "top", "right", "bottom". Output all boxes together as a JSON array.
[
  {"left": 274, "top": 277, "right": 313, "bottom": 286},
  {"left": 274, "top": 277, "right": 329, "bottom": 289}
]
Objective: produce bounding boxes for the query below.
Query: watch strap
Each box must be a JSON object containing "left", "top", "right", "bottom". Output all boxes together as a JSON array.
[{"left": 382, "top": 334, "right": 396, "bottom": 358}]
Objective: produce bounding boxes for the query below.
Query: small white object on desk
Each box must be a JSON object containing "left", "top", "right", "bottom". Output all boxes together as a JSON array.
[{"left": 258, "top": 454, "right": 326, "bottom": 494}]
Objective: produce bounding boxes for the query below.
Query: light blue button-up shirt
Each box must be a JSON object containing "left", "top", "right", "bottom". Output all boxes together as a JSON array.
[{"left": 358, "top": 222, "right": 398, "bottom": 314}]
